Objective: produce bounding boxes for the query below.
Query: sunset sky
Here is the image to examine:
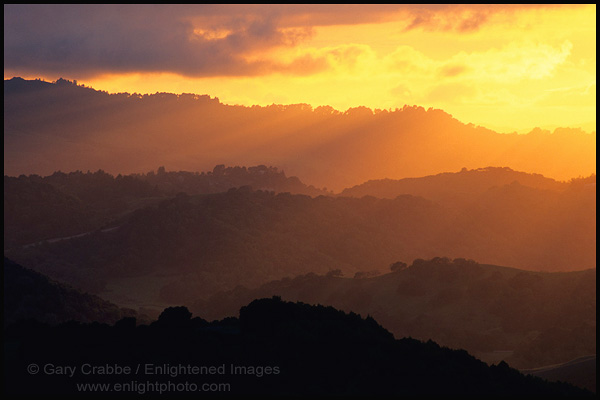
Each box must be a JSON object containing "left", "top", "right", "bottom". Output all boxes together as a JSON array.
[{"left": 4, "top": 4, "right": 596, "bottom": 133}]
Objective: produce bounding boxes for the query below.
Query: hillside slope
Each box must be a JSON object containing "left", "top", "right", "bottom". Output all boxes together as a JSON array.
[
  {"left": 6, "top": 180, "right": 595, "bottom": 307},
  {"left": 3, "top": 258, "right": 138, "bottom": 326},
  {"left": 4, "top": 296, "right": 592, "bottom": 396},
  {"left": 4, "top": 166, "right": 324, "bottom": 248},
  {"left": 191, "top": 257, "right": 596, "bottom": 369},
  {"left": 5, "top": 77, "right": 596, "bottom": 190}
]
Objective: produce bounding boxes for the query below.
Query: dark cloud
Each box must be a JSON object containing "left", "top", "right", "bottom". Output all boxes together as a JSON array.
[
  {"left": 4, "top": 4, "right": 320, "bottom": 77},
  {"left": 4, "top": 4, "right": 580, "bottom": 78}
]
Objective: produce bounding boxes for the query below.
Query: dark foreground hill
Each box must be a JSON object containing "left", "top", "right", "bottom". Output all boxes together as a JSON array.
[
  {"left": 3, "top": 258, "right": 139, "bottom": 326},
  {"left": 521, "top": 355, "right": 596, "bottom": 393},
  {"left": 3, "top": 297, "right": 592, "bottom": 397}
]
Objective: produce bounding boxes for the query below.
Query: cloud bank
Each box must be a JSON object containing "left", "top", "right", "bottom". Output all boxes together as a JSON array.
[{"left": 4, "top": 4, "right": 575, "bottom": 78}]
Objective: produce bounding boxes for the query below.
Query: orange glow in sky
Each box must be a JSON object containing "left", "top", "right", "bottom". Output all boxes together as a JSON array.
[{"left": 4, "top": 4, "right": 596, "bottom": 133}]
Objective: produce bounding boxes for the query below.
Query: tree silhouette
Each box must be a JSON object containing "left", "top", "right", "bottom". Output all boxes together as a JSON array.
[
  {"left": 156, "top": 306, "right": 192, "bottom": 328},
  {"left": 390, "top": 261, "right": 408, "bottom": 272}
]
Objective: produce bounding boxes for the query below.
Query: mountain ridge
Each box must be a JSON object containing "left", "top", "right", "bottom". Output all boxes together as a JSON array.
[
  {"left": 4, "top": 294, "right": 593, "bottom": 396},
  {"left": 3, "top": 257, "right": 140, "bottom": 326},
  {"left": 190, "top": 257, "right": 596, "bottom": 370},
  {"left": 7, "top": 77, "right": 596, "bottom": 134},
  {"left": 5, "top": 77, "right": 595, "bottom": 190},
  {"left": 5, "top": 172, "right": 595, "bottom": 306}
]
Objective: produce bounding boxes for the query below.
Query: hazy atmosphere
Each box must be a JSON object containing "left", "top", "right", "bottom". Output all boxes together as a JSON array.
[{"left": 4, "top": 4, "right": 596, "bottom": 397}]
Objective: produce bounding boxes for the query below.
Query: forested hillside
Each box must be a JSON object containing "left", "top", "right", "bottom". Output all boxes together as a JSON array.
[
  {"left": 192, "top": 257, "right": 596, "bottom": 369},
  {"left": 4, "top": 165, "right": 323, "bottom": 248},
  {"left": 5, "top": 78, "right": 595, "bottom": 190},
  {"left": 6, "top": 180, "right": 595, "bottom": 309},
  {"left": 3, "top": 258, "right": 139, "bottom": 326},
  {"left": 4, "top": 297, "right": 592, "bottom": 396}
]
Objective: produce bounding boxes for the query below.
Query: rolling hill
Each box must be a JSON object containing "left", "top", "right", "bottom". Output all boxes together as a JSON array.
[
  {"left": 3, "top": 257, "right": 139, "bottom": 326},
  {"left": 4, "top": 296, "right": 592, "bottom": 396},
  {"left": 4, "top": 77, "right": 596, "bottom": 191},
  {"left": 190, "top": 257, "right": 596, "bottom": 370},
  {"left": 5, "top": 174, "right": 595, "bottom": 309},
  {"left": 4, "top": 165, "right": 324, "bottom": 248},
  {"left": 340, "top": 166, "right": 569, "bottom": 205}
]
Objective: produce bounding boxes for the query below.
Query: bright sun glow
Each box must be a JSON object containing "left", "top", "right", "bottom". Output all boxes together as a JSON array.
[{"left": 4, "top": 4, "right": 595, "bottom": 133}]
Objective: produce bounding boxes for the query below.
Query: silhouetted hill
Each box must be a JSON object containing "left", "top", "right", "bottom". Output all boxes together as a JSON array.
[
  {"left": 4, "top": 297, "right": 592, "bottom": 396},
  {"left": 338, "top": 170, "right": 597, "bottom": 274},
  {"left": 4, "top": 175, "right": 95, "bottom": 248},
  {"left": 133, "top": 164, "right": 327, "bottom": 196},
  {"left": 3, "top": 258, "right": 138, "bottom": 326},
  {"left": 4, "top": 166, "right": 325, "bottom": 248},
  {"left": 450, "top": 177, "right": 596, "bottom": 270},
  {"left": 6, "top": 180, "right": 595, "bottom": 308},
  {"left": 4, "top": 171, "right": 162, "bottom": 248},
  {"left": 191, "top": 257, "right": 596, "bottom": 370},
  {"left": 3, "top": 76, "right": 54, "bottom": 96},
  {"left": 5, "top": 189, "right": 446, "bottom": 300},
  {"left": 5, "top": 77, "right": 596, "bottom": 190},
  {"left": 340, "top": 166, "right": 569, "bottom": 206}
]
